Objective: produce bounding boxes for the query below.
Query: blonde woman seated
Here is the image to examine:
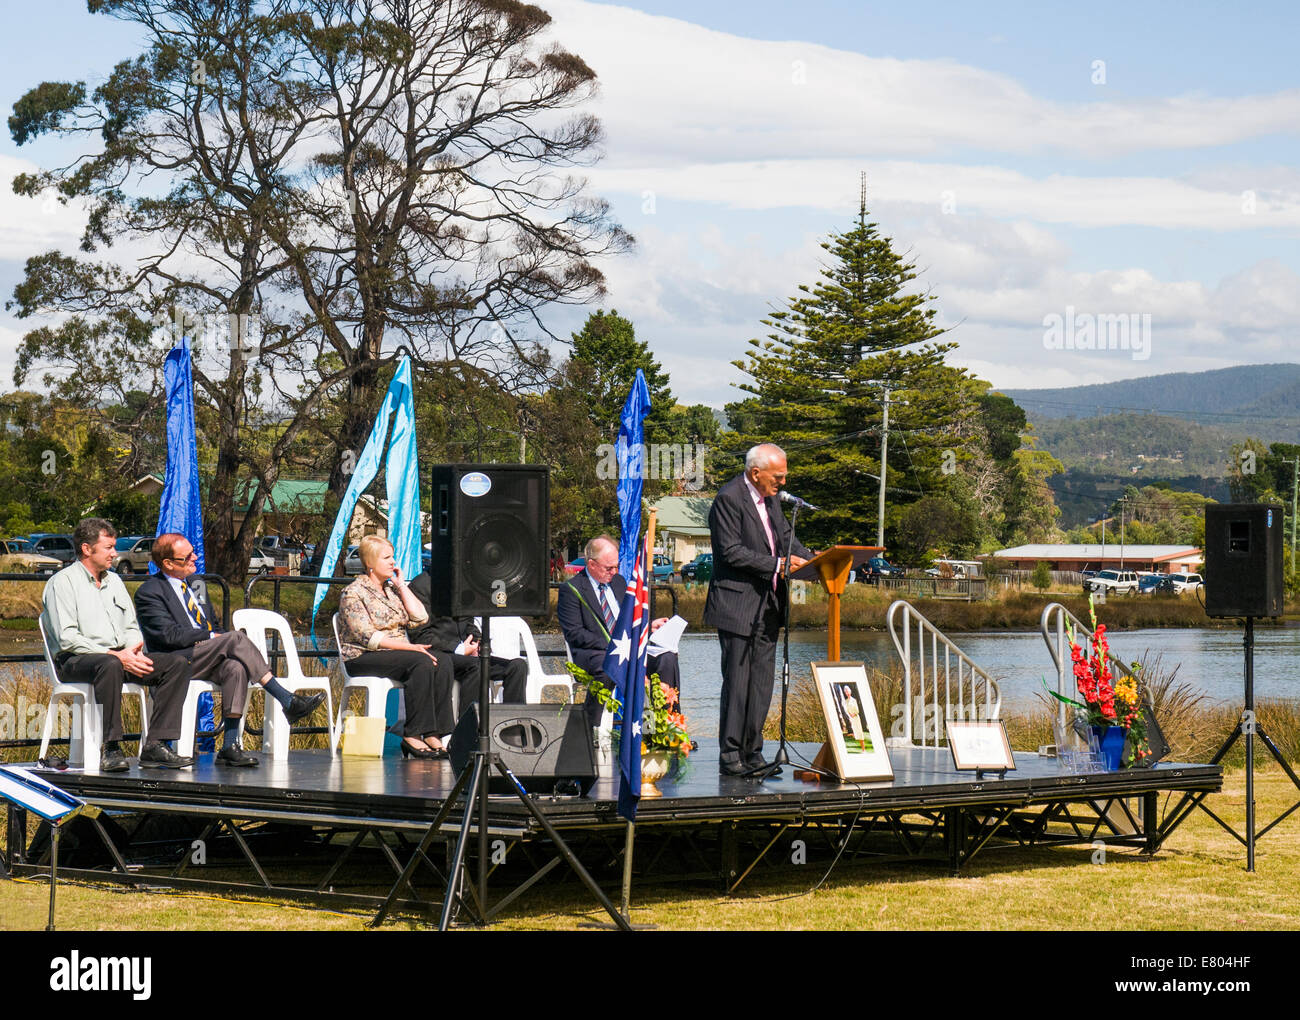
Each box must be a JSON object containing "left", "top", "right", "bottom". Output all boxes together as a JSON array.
[{"left": 337, "top": 535, "right": 455, "bottom": 759}]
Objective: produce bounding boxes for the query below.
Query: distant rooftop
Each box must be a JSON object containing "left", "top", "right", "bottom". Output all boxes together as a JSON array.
[{"left": 994, "top": 544, "right": 1201, "bottom": 562}]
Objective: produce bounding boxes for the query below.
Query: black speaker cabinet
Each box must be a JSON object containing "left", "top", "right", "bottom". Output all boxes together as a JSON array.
[
  {"left": 449, "top": 703, "right": 596, "bottom": 796},
  {"left": 1204, "top": 503, "right": 1284, "bottom": 618},
  {"left": 428, "top": 464, "right": 549, "bottom": 617}
]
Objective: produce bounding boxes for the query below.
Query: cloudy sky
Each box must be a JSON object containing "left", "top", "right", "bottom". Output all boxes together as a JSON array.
[{"left": 2, "top": 0, "right": 1297, "bottom": 407}]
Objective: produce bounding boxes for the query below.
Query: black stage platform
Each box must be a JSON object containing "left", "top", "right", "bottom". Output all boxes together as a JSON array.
[{"left": 3, "top": 741, "right": 1222, "bottom": 916}]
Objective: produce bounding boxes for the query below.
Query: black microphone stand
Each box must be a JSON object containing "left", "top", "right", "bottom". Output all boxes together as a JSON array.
[{"left": 749, "top": 502, "right": 801, "bottom": 780}]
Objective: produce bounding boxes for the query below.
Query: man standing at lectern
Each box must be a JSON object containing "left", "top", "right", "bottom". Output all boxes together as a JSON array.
[{"left": 704, "top": 444, "right": 812, "bottom": 777}]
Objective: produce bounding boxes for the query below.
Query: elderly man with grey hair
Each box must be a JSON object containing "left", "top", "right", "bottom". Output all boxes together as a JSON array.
[
  {"left": 557, "top": 534, "right": 680, "bottom": 727},
  {"left": 704, "top": 443, "right": 813, "bottom": 777}
]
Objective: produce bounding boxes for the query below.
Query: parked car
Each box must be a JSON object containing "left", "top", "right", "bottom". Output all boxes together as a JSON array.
[
  {"left": 343, "top": 545, "right": 364, "bottom": 575},
  {"left": 1158, "top": 572, "right": 1203, "bottom": 595},
  {"left": 564, "top": 557, "right": 586, "bottom": 576},
  {"left": 114, "top": 536, "right": 154, "bottom": 574},
  {"left": 680, "top": 553, "right": 713, "bottom": 582},
  {"left": 859, "top": 555, "right": 904, "bottom": 583},
  {"left": 28, "top": 533, "right": 76, "bottom": 564},
  {"left": 249, "top": 548, "right": 275, "bottom": 573},
  {"left": 0, "top": 539, "right": 62, "bottom": 576},
  {"left": 652, "top": 554, "right": 674, "bottom": 582},
  {"left": 1086, "top": 569, "right": 1140, "bottom": 596},
  {"left": 1137, "top": 573, "right": 1164, "bottom": 594}
]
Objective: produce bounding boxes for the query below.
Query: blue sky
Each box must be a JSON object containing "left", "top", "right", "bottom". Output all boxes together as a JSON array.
[{"left": 2, "top": 0, "right": 1297, "bottom": 407}]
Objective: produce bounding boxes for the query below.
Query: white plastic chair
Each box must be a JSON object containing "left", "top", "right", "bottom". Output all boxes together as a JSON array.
[
  {"left": 176, "top": 677, "right": 220, "bottom": 759},
  {"left": 232, "top": 608, "right": 337, "bottom": 755},
  {"left": 490, "top": 617, "right": 574, "bottom": 703},
  {"left": 332, "top": 613, "right": 403, "bottom": 751},
  {"left": 37, "top": 619, "right": 149, "bottom": 769}
]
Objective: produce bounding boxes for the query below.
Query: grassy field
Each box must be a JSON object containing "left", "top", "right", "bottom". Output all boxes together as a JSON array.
[{"left": 2, "top": 764, "right": 1298, "bottom": 931}]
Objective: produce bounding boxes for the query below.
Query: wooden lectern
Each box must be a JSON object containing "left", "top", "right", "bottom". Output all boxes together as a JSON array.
[{"left": 789, "top": 545, "right": 883, "bottom": 661}]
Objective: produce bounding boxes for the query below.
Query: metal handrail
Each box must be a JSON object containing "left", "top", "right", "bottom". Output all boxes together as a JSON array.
[
  {"left": 885, "top": 600, "right": 1002, "bottom": 748},
  {"left": 1039, "top": 601, "right": 1140, "bottom": 729}
]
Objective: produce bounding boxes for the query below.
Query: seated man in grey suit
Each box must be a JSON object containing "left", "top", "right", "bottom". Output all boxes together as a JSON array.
[
  {"left": 557, "top": 535, "right": 680, "bottom": 726},
  {"left": 41, "top": 518, "right": 192, "bottom": 772},
  {"left": 134, "top": 533, "right": 324, "bottom": 766}
]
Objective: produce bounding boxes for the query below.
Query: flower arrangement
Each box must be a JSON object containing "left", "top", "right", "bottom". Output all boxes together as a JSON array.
[
  {"left": 565, "top": 662, "right": 692, "bottom": 755},
  {"left": 1052, "top": 596, "right": 1150, "bottom": 767}
]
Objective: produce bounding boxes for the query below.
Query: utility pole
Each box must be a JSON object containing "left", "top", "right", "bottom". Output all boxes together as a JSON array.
[
  {"left": 1286, "top": 456, "right": 1299, "bottom": 573},
  {"left": 878, "top": 387, "right": 891, "bottom": 550},
  {"left": 1119, "top": 497, "right": 1126, "bottom": 570}
]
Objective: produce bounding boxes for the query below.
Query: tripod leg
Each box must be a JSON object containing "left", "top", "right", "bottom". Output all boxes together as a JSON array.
[
  {"left": 493, "top": 759, "right": 632, "bottom": 931},
  {"left": 439, "top": 754, "right": 487, "bottom": 931}
]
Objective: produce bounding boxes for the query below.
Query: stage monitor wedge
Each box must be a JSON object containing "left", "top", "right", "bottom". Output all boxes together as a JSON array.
[
  {"left": 428, "top": 464, "right": 550, "bottom": 617},
  {"left": 449, "top": 703, "right": 595, "bottom": 796},
  {"left": 1204, "top": 503, "right": 1284, "bottom": 619}
]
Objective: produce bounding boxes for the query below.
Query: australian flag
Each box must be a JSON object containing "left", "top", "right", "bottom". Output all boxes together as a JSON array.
[{"left": 601, "top": 546, "right": 650, "bottom": 821}]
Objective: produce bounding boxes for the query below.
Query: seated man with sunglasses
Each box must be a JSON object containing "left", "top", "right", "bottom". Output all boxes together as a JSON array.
[{"left": 133, "top": 533, "right": 324, "bottom": 766}]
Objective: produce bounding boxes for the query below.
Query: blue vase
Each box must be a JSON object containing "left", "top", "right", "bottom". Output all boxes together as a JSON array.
[{"left": 1091, "top": 725, "right": 1126, "bottom": 770}]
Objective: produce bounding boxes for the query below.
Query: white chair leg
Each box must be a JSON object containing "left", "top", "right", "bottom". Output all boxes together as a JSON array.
[
  {"left": 83, "top": 702, "right": 103, "bottom": 772},
  {"left": 38, "top": 692, "right": 67, "bottom": 760},
  {"left": 177, "top": 685, "right": 208, "bottom": 759}
]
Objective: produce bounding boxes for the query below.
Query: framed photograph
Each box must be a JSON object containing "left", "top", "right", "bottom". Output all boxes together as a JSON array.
[
  {"left": 810, "top": 662, "right": 894, "bottom": 782},
  {"left": 946, "top": 720, "right": 1015, "bottom": 772}
]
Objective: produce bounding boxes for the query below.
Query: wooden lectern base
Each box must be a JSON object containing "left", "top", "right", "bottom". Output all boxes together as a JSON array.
[{"left": 794, "top": 743, "right": 836, "bottom": 782}]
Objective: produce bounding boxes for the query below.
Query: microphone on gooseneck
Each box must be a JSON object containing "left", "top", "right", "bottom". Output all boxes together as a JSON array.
[{"left": 779, "top": 491, "right": 820, "bottom": 512}]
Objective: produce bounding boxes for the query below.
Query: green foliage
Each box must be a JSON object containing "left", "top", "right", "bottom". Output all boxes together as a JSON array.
[
  {"left": 1031, "top": 560, "right": 1052, "bottom": 591},
  {"left": 728, "top": 191, "right": 978, "bottom": 549}
]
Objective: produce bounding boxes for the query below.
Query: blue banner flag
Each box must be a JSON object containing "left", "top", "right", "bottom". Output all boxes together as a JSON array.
[
  {"left": 154, "top": 336, "right": 213, "bottom": 747},
  {"left": 310, "top": 357, "right": 416, "bottom": 644},
  {"left": 616, "top": 370, "right": 651, "bottom": 580},
  {"left": 601, "top": 546, "right": 650, "bottom": 821},
  {"left": 154, "top": 336, "right": 206, "bottom": 573}
]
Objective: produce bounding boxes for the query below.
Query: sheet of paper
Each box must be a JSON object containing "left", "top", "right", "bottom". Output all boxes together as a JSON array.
[{"left": 646, "top": 614, "right": 687, "bottom": 656}]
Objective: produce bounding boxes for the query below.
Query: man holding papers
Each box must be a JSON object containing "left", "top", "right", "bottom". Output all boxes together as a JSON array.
[{"left": 558, "top": 535, "right": 682, "bottom": 715}]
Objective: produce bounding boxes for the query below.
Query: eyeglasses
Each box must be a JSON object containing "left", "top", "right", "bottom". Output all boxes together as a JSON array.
[{"left": 167, "top": 552, "right": 198, "bottom": 563}]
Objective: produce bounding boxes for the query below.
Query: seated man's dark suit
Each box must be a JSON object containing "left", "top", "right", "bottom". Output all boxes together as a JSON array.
[
  {"left": 557, "top": 568, "right": 680, "bottom": 724},
  {"left": 134, "top": 572, "right": 268, "bottom": 721},
  {"left": 406, "top": 570, "right": 527, "bottom": 703},
  {"left": 703, "top": 474, "right": 811, "bottom": 769}
]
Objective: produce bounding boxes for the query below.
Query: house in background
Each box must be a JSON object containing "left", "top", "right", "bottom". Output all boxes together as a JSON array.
[
  {"left": 650, "top": 495, "right": 713, "bottom": 569},
  {"left": 991, "top": 544, "right": 1203, "bottom": 574}
]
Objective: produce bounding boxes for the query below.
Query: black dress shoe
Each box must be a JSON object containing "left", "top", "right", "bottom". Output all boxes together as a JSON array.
[
  {"left": 283, "top": 691, "right": 327, "bottom": 724},
  {"left": 216, "top": 742, "right": 259, "bottom": 768},
  {"left": 719, "top": 760, "right": 751, "bottom": 777},
  {"left": 101, "top": 746, "right": 130, "bottom": 773},
  {"left": 139, "top": 742, "right": 195, "bottom": 769}
]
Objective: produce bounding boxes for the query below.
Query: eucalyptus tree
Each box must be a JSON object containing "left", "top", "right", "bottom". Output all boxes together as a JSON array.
[{"left": 8, "top": 0, "right": 629, "bottom": 578}]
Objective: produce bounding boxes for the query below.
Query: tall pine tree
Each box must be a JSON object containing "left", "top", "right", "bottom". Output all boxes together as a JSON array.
[{"left": 730, "top": 181, "right": 975, "bottom": 549}]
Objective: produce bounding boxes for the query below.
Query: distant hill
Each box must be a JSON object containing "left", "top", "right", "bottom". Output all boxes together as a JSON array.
[
  {"left": 1030, "top": 413, "right": 1240, "bottom": 478},
  {"left": 1003, "top": 363, "right": 1300, "bottom": 444}
]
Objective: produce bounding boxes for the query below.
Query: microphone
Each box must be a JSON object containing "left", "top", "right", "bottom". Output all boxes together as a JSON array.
[{"left": 779, "top": 491, "right": 820, "bottom": 511}]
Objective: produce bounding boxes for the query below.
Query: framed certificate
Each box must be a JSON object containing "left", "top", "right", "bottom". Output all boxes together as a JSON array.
[
  {"left": 946, "top": 720, "right": 1015, "bottom": 773},
  {"left": 809, "top": 662, "right": 894, "bottom": 782}
]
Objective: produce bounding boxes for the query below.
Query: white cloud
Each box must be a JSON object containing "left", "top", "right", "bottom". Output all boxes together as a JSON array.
[
  {"left": 0, "top": 155, "right": 88, "bottom": 261},
  {"left": 589, "top": 159, "right": 1300, "bottom": 230},
  {"left": 545, "top": 0, "right": 1300, "bottom": 163}
]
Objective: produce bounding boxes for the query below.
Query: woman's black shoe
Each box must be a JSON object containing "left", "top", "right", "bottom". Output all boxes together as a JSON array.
[{"left": 400, "top": 739, "right": 442, "bottom": 760}]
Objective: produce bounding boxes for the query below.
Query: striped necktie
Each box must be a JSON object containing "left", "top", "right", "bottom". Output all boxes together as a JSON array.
[
  {"left": 597, "top": 583, "right": 615, "bottom": 633},
  {"left": 184, "top": 584, "right": 213, "bottom": 633}
]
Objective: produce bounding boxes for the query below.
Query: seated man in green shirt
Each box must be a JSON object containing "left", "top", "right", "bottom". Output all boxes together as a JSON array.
[{"left": 41, "top": 517, "right": 193, "bottom": 772}]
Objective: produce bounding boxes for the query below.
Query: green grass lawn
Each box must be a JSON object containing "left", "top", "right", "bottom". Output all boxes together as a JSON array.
[{"left": 4, "top": 765, "right": 1298, "bottom": 931}]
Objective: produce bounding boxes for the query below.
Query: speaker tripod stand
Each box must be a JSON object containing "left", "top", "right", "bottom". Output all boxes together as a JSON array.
[
  {"left": 1163, "top": 616, "right": 1300, "bottom": 871},
  {"left": 370, "top": 616, "right": 631, "bottom": 929}
]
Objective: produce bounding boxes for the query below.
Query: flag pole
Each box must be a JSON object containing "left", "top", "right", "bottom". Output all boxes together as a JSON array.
[{"left": 619, "top": 508, "right": 658, "bottom": 917}]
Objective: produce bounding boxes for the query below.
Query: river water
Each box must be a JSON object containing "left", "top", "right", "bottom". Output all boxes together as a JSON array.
[{"left": 6, "top": 625, "right": 1297, "bottom": 741}]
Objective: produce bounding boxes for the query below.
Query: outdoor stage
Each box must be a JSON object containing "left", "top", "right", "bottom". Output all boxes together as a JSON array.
[{"left": 3, "top": 741, "right": 1222, "bottom": 920}]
